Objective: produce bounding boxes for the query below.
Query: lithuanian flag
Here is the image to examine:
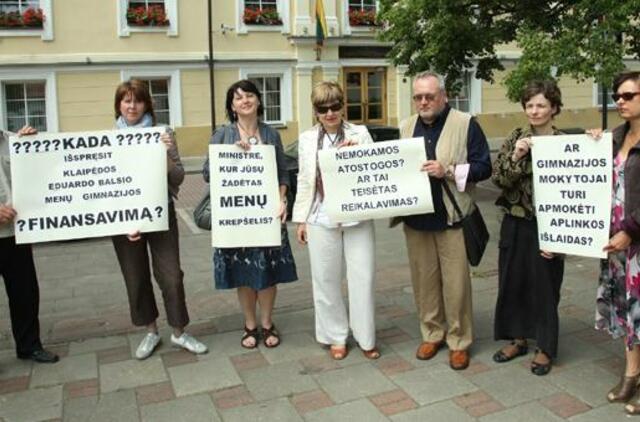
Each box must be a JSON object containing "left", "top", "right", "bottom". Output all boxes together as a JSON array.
[{"left": 316, "top": 0, "right": 328, "bottom": 47}]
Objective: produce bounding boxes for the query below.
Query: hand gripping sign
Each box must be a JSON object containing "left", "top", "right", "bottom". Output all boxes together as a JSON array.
[
  {"left": 532, "top": 133, "right": 612, "bottom": 258},
  {"left": 208, "top": 144, "right": 281, "bottom": 248},
  {"left": 318, "top": 137, "right": 434, "bottom": 223},
  {"left": 10, "top": 128, "right": 168, "bottom": 243}
]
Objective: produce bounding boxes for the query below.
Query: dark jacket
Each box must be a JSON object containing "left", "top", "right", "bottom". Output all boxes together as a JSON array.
[
  {"left": 203, "top": 122, "right": 290, "bottom": 188},
  {"left": 613, "top": 123, "right": 640, "bottom": 241}
]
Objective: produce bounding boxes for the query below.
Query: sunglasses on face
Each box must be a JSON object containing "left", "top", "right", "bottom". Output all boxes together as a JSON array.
[
  {"left": 612, "top": 91, "right": 640, "bottom": 102},
  {"left": 315, "top": 103, "right": 343, "bottom": 114},
  {"left": 412, "top": 93, "right": 439, "bottom": 102}
]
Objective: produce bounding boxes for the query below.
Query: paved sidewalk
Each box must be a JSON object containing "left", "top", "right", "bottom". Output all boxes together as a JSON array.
[{"left": 0, "top": 175, "right": 629, "bottom": 421}]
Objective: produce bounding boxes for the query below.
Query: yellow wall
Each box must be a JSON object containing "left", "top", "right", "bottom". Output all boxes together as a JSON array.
[{"left": 57, "top": 71, "right": 120, "bottom": 131}]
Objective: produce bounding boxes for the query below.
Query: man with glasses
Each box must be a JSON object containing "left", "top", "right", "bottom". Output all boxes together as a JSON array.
[{"left": 393, "top": 71, "right": 491, "bottom": 370}]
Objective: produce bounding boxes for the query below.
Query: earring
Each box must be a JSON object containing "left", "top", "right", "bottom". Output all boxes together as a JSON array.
[{"left": 232, "top": 111, "right": 237, "bottom": 121}]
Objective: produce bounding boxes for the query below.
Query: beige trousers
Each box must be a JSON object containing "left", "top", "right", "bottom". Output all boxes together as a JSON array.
[{"left": 403, "top": 225, "right": 473, "bottom": 351}]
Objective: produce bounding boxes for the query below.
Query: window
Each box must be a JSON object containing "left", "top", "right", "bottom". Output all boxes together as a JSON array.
[
  {"left": 344, "top": 67, "right": 386, "bottom": 124},
  {"left": 595, "top": 83, "right": 616, "bottom": 109},
  {"left": 240, "top": 66, "right": 292, "bottom": 125},
  {"left": 236, "top": 0, "right": 289, "bottom": 34},
  {"left": 139, "top": 78, "right": 170, "bottom": 125},
  {"left": 249, "top": 76, "right": 281, "bottom": 123},
  {"left": 118, "top": 0, "right": 177, "bottom": 37},
  {"left": 448, "top": 73, "right": 471, "bottom": 113},
  {"left": 121, "top": 69, "right": 182, "bottom": 127},
  {"left": 348, "top": 0, "right": 376, "bottom": 12},
  {"left": 244, "top": 0, "right": 277, "bottom": 9},
  {"left": 0, "top": 0, "right": 53, "bottom": 39},
  {"left": 3, "top": 82, "right": 46, "bottom": 132}
]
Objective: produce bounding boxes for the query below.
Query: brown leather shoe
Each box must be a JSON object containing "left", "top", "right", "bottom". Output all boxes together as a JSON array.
[
  {"left": 449, "top": 350, "right": 470, "bottom": 370},
  {"left": 416, "top": 341, "right": 443, "bottom": 360}
]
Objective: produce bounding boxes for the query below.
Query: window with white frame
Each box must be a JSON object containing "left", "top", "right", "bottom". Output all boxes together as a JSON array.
[
  {"left": 249, "top": 76, "right": 281, "bottom": 123},
  {"left": 596, "top": 82, "right": 616, "bottom": 108},
  {"left": 448, "top": 72, "right": 471, "bottom": 113},
  {"left": 244, "top": 0, "right": 277, "bottom": 10},
  {"left": 348, "top": 0, "right": 376, "bottom": 12},
  {"left": 3, "top": 81, "right": 47, "bottom": 132},
  {"left": 237, "top": 0, "right": 288, "bottom": 33},
  {"left": 118, "top": 0, "right": 177, "bottom": 37},
  {"left": 0, "top": 0, "right": 53, "bottom": 39},
  {"left": 137, "top": 78, "right": 171, "bottom": 126}
]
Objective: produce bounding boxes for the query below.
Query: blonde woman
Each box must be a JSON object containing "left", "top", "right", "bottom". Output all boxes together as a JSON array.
[{"left": 293, "top": 81, "right": 379, "bottom": 360}]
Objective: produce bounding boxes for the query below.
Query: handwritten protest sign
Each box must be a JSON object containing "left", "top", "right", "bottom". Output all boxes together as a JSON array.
[
  {"left": 208, "top": 144, "right": 280, "bottom": 248},
  {"left": 318, "top": 138, "right": 433, "bottom": 223},
  {"left": 10, "top": 128, "right": 168, "bottom": 244},
  {"left": 532, "top": 133, "right": 612, "bottom": 258}
]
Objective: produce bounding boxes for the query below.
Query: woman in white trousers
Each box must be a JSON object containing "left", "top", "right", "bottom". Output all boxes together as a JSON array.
[{"left": 293, "top": 81, "right": 378, "bottom": 360}]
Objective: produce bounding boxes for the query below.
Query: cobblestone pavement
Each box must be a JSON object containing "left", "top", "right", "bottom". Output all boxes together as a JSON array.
[{"left": 0, "top": 174, "right": 629, "bottom": 421}]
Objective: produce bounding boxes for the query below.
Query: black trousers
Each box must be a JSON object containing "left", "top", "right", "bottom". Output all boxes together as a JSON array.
[
  {"left": 0, "top": 236, "right": 42, "bottom": 355},
  {"left": 494, "top": 215, "right": 565, "bottom": 357}
]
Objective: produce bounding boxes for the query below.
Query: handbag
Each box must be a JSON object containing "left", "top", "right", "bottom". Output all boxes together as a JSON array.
[
  {"left": 442, "top": 181, "right": 489, "bottom": 266},
  {"left": 193, "top": 190, "right": 211, "bottom": 231}
]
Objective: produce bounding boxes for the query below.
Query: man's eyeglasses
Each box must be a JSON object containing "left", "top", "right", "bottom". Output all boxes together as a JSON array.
[
  {"left": 412, "top": 93, "right": 439, "bottom": 102},
  {"left": 315, "top": 103, "right": 343, "bottom": 114},
  {"left": 611, "top": 92, "right": 640, "bottom": 102}
]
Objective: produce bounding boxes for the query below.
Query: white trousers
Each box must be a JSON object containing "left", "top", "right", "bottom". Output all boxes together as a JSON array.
[{"left": 307, "top": 221, "right": 376, "bottom": 350}]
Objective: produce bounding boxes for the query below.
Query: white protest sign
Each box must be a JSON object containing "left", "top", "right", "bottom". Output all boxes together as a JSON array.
[
  {"left": 209, "top": 144, "right": 281, "bottom": 248},
  {"left": 318, "top": 138, "right": 433, "bottom": 223},
  {"left": 10, "top": 128, "right": 168, "bottom": 244},
  {"left": 532, "top": 133, "right": 612, "bottom": 258}
]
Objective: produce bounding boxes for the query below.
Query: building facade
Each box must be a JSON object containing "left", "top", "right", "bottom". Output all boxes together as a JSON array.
[{"left": 0, "top": 0, "right": 635, "bottom": 158}]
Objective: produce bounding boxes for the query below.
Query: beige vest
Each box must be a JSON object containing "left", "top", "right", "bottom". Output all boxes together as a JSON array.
[{"left": 399, "top": 109, "right": 475, "bottom": 225}]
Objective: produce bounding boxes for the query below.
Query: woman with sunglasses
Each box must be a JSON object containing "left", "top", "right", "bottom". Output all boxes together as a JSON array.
[
  {"left": 292, "top": 81, "right": 379, "bottom": 360},
  {"left": 203, "top": 79, "right": 297, "bottom": 349},
  {"left": 491, "top": 80, "right": 565, "bottom": 376},
  {"left": 594, "top": 71, "right": 640, "bottom": 414}
]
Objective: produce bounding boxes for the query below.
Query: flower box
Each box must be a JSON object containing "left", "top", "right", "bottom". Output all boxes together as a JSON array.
[
  {"left": 348, "top": 8, "right": 378, "bottom": 26},
  {"left": 243, "top": 7, "right": 282, "bottom": 26},
  {"left": 126, "top": 5, "right": 169, "bottom": 27},
  {"left": 0, "top": 7, "right": 44, "bottom": 29}
]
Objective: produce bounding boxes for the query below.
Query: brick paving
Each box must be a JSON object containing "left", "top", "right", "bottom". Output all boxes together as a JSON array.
[{"left": 0, "top": 176, "right": 632, "bottom": 421}]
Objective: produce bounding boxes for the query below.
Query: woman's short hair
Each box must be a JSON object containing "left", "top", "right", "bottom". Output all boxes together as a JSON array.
[
  {"left": 114, "top": 79, "right": 156, "bottom": 124},
  {"left": 612, "top": 71, "right": 640, "bottom": 93},
  {"left": 520, "top": 80, "right": 563, "bottom": 117},
  {"left": 225, "top": 79, "right": 264, "bottom": 122},
  {"left": 311, "top": 81, "right": 344, "bottom": 109}
]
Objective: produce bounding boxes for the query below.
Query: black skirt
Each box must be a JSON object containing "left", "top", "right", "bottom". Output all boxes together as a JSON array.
[{"left": 493, "top": 215, "right": 565, "bottom": 357}]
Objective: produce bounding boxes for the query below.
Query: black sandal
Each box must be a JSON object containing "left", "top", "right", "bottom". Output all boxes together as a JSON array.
[
  {"left": 530, "top": 349, "right": 552, "bottom": 376},
  {"left": 261, "top": 324, "right": 280, "bottom": 348},
  {"left": 492, "top": 341, "right": 528, "bottom": 363},
  {"left": 241, "top": 326, "right": 259, "bottom": 349}
]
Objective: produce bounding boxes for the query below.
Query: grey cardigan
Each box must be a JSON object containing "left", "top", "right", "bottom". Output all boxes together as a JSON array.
[{"left": 203, "top": 122, "right": 290, "bottom": 188}]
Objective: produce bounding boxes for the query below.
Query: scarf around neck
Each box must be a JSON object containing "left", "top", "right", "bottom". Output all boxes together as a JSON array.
[{"left": 116, "top": 113, "right": 154, "bottom": 129}]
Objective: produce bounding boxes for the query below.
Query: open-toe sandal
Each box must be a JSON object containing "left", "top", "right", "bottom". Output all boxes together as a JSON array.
[
  {"left": 241, "top": 326, "right": 259, "bottom": 349},
  {"left": 261, "top": 324, "right": 280, "bottom": 348},
  {"left": 530, "top": 349, "right": 552, "bottom": 376},
  {"left": 608, "top": 373, "right": 640, "bottom": 403},
  {"left": 492, "top": 341, "right": 528, "bottom": 363},
  {"left": 626, "top": 387, "right": 640, "bottom": 415},
  {"left": 330, "top": 345, "right": 348, "bottom": 360},
  {"left": 362, "top": 347, "right": 381, "bottom": 360}
]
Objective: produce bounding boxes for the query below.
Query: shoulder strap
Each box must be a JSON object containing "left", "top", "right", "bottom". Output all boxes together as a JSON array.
[{"left": 441, "top": 181, "right": 464, "bottom": 220}]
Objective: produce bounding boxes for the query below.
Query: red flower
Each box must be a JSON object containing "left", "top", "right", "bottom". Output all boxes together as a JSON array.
[
  {"left": 243, "top": 7, "right": 282, "bottom": 25},
  {"left": 348, "top": 8, "right": 378, "bottom": 26},
  {"left": 126, "top": 5, "right": 169, "bottom": 27},
  {"left": 0, "top": 7, "right": 44, "bottom": 29}
]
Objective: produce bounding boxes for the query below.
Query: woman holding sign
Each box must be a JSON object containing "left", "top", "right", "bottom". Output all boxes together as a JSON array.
[
  {"left": 491, "top": 80, "right": 565, "bottom": 376},
  {"left": 203, "top": 80, "right": 297, "bottom": 349},
  {"left": 595, "top": 71, "right": 640, "bottom": 414},
  {"left": 112, "top": 80, "right": 207, "bottom": 359},
  {"left": 293, "top": 81, "right": 379, "bottom": 360}
]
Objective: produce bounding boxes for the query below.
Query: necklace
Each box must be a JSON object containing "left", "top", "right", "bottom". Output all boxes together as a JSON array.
[
  {"left": 236, "top": 121, "right": 259, "bottom": 145},
  {"left": 325, "top": 132, "right": 340, "bottom": 146}
]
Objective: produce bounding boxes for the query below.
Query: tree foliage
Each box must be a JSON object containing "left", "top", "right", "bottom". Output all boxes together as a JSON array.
[{"left": 378, "top": 0, "right": 640, "bottom": 101}]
